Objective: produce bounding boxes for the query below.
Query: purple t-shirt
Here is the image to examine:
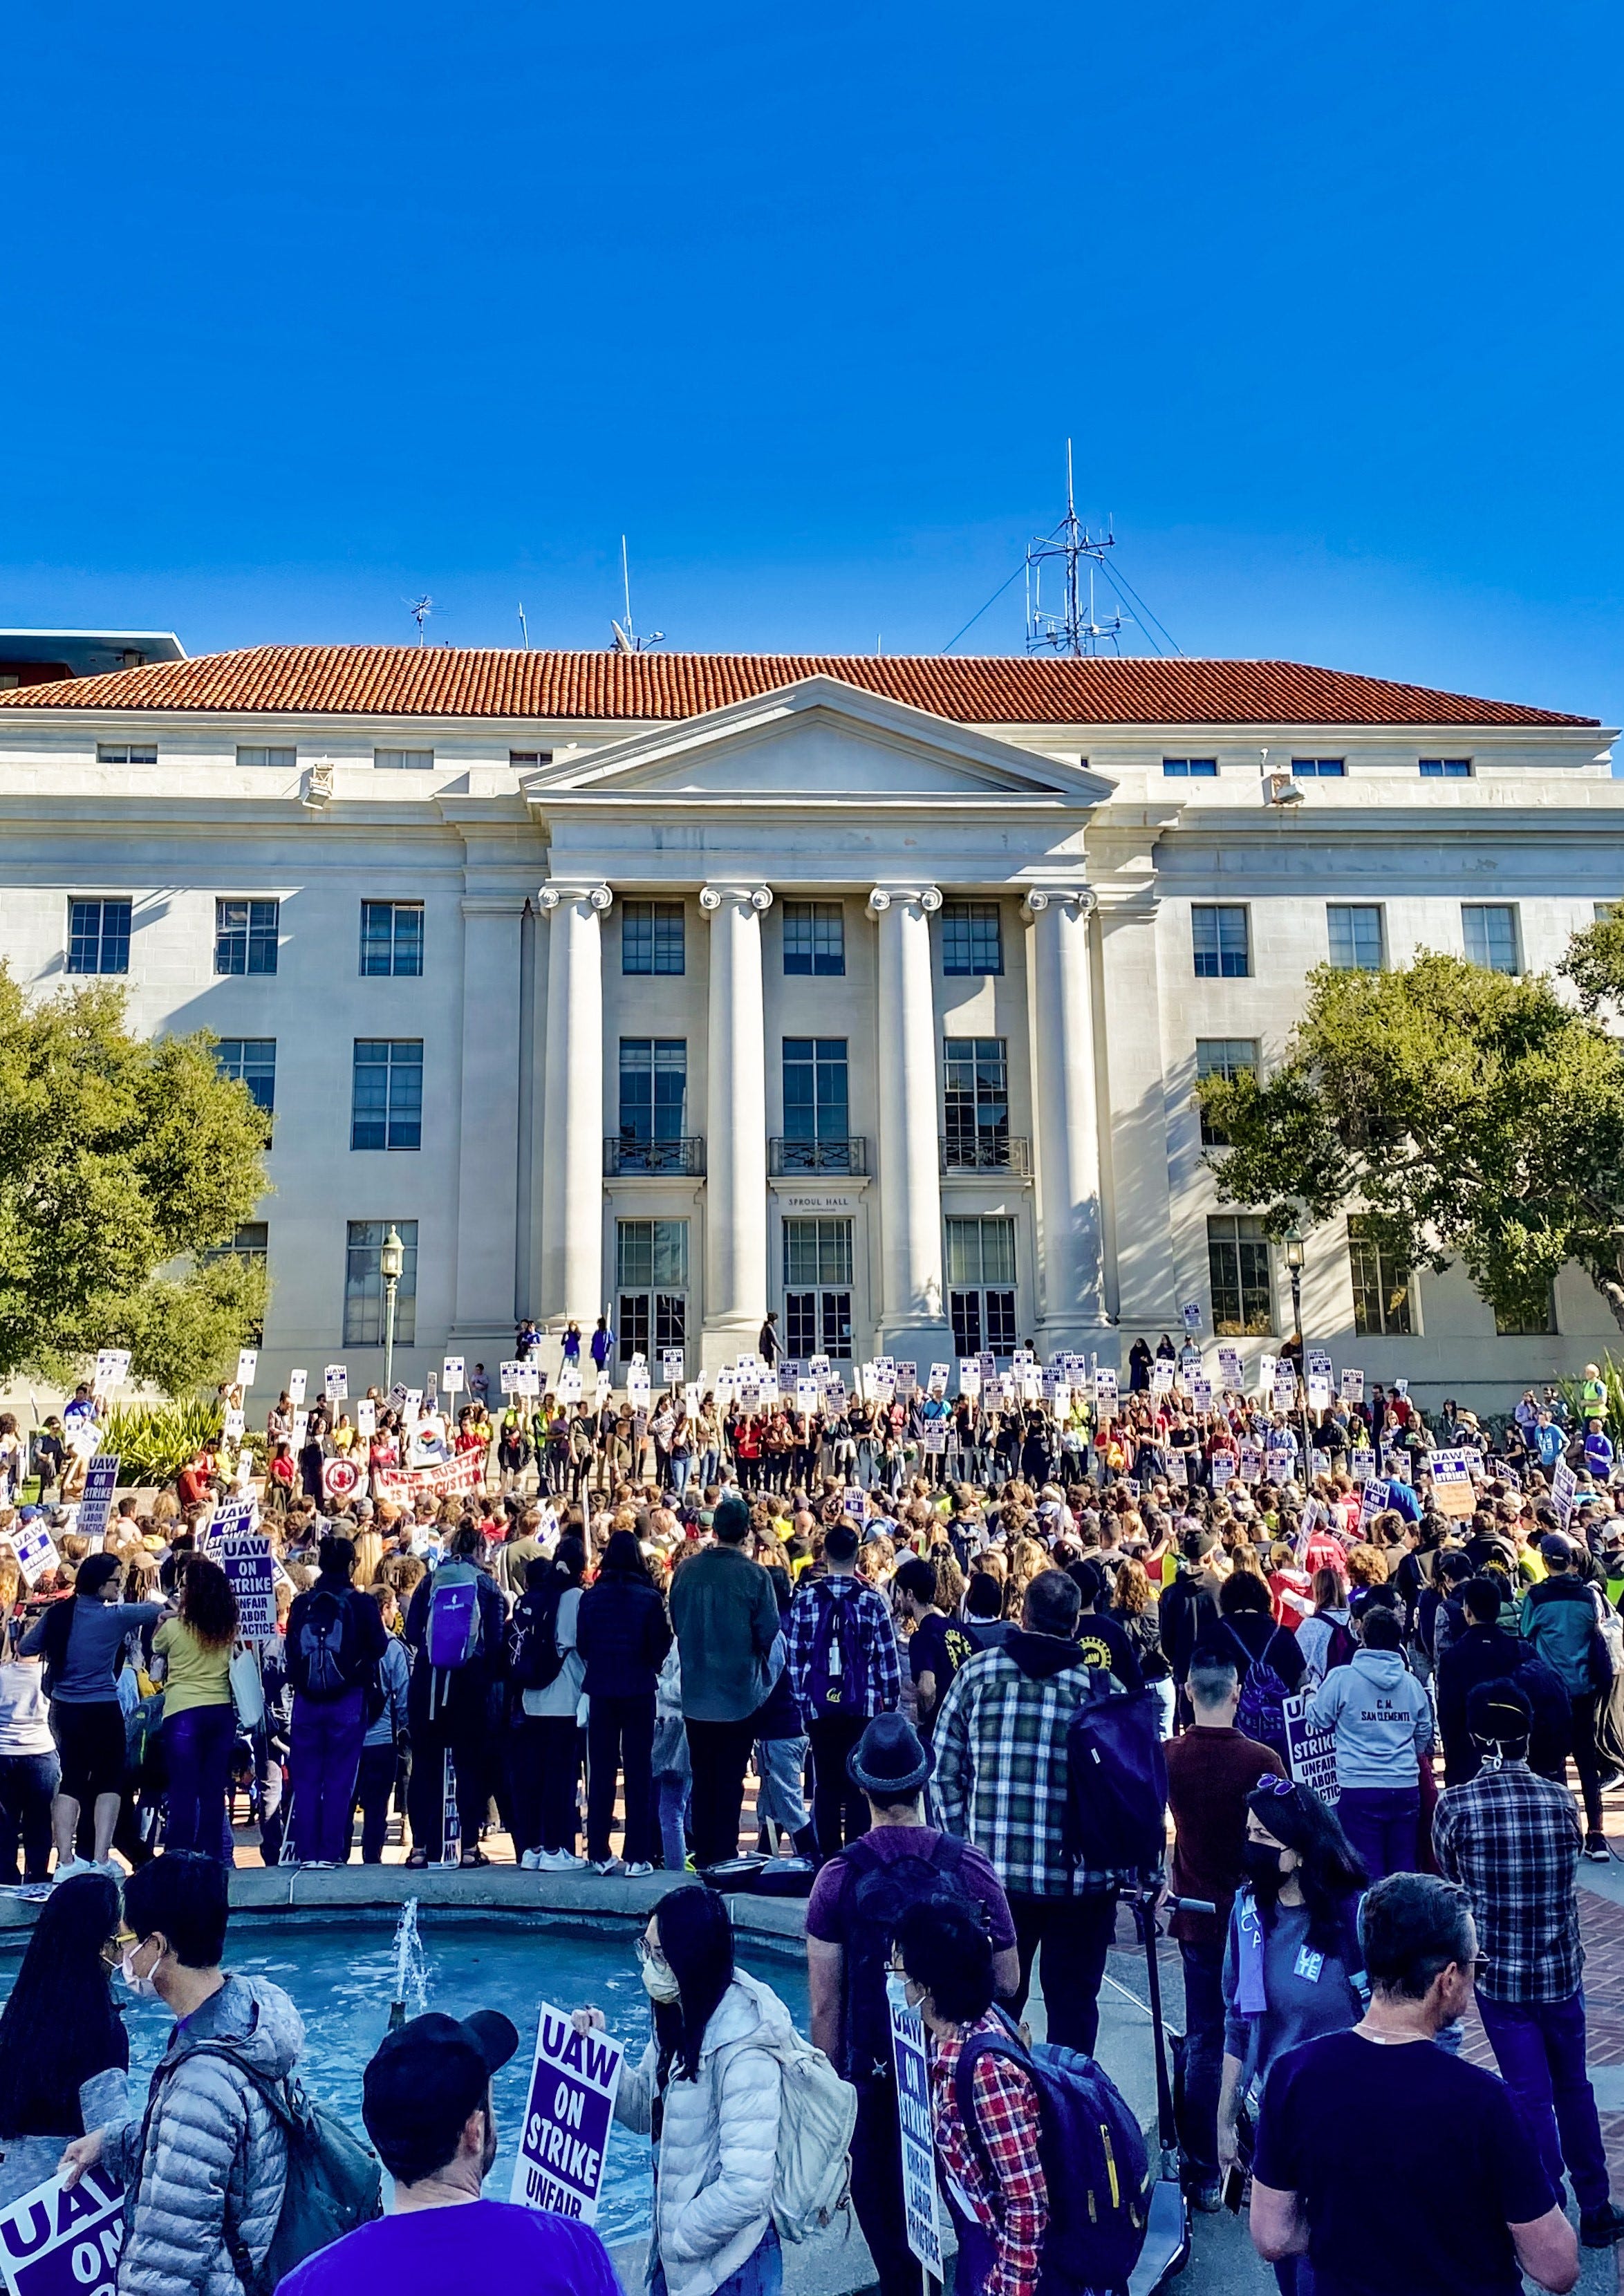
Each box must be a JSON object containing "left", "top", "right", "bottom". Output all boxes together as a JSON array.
[
  {"left": 805, "top": 1824, "right": 1018, "bottom": 1948},
  {"left": 277, "top": 2201, "right": 620, "bottom": 2296}
]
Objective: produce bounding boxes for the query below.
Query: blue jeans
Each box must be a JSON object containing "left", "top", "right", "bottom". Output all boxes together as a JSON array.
[
  {"left": 1148, "top": 1678, "right": 1176, "bottom": 1741},
  {"left": 0, "top": 1751, "right": 59, "bottom": 1882},
  {"left": 163, "top": 1705, "right": 237, "bottom": 1859},
  {"left": 754, "top": 1733, "right": 810, "bottom": 1836},
  {"left": 656, "top": 1773, "right": 689, "bottom": 1870},
  {"left": 653, "top": 2224, "right": 780, "bottom": 2296},
  {"left": 290, "top": 1688, "right": 366, "bottom": 1863},
  {"left": 1336, "top": 1784, "right": 1419, "bottom": 1882},
  {"left": 671, "top": 1454, "right": 693, "bottom": 1498},
  {"left": 1476, "top": 1986, "right": 1610, "bottom": 2213}
]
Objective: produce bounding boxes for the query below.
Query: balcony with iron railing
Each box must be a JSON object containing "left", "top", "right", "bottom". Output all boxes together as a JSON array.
[
  {"left": 604, "top": 1137, "right": 707, "bottom": 1176},
  {"left": 768, "top": 1136, "right": 870, "bottom": 1176},
  {"left": 940, "top": 1133, "right": 1032, "bottom": 1175}
]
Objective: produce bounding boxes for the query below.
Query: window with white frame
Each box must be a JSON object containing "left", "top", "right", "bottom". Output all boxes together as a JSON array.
[
  {"left": 946, "top": 1216, "right": 1018, "bottom": 1358},
  {"left": 373, "top": 748, "right": 435, "bottom": 772},
  {"left": 1326, "top": 904, "right": 1384, "bottom": 972},
  {"left": 344, "top": 1219, "right": 418, "bottom": 1346},
  {"left": 1462, "top": 904, "right": 1520, "bottom": 974},
  {"left": 1207, "top": 1215, "right": 1273, "bottom": 1335},
  {"left": 1191, "top": 905, "right": 1250, "bottom": 978}
]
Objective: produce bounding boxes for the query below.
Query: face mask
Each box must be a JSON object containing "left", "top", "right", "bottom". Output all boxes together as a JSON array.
[
  {"left": 640, "top": 1958, "right": 682, "bottom": 2004},
  {"left": 1242, "top": 1840, "right": 1287, "bottom": 1888},
  {"left": 120, "top": 1947, "right": 160, "bottom": 2002}
]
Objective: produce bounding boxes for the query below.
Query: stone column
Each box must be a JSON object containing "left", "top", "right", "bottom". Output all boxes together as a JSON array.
[
  {"left": 869, "top": 886, "right": 947, "bottom": 1342},
  {"left": 538, "top": 882, "right": 611, "bottom": 1329},
  {"left": 701, "top": 884, "right": 772, "bottom": 1353},
  {"left": 450, "top": 895, "right": 526, "bottom": 1348},
  {"left": 1024, "top": 887, "right": 1106, "bottom": 1338}
]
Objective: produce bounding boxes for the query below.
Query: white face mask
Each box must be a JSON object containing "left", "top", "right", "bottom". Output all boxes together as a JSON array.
[
  {"left": 640, "top": 1957, "right": 682, "bottom": 2004},
  {"left": 120, "top": 1946, "right": 160, "bottom": 2002}
]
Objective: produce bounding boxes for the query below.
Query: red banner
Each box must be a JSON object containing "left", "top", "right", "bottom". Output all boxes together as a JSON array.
[{"left": 372, "top": 1453, "right": 485, "bottom": 1503}]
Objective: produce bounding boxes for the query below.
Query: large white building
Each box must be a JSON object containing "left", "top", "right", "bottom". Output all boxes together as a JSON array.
[{"left": 0, "top": 640, "right": 1618, "bottom": 1405}]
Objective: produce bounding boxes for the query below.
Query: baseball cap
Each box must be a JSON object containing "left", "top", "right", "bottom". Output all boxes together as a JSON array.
[
  {"left": 362, "top": 2010, "right": 519, "bottom": 2169},
  {"left": 1540, "top": 1533, "right": 1578, "bottom": 1564}
]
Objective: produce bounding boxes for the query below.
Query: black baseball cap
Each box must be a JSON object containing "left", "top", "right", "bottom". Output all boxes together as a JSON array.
[{"left": 362, "top": 2010, "right": 519, "bottom": 2164}]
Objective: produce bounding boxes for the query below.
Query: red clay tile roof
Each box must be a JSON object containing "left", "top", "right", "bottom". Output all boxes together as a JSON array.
[{"left": 0, "top": 646, "right": 1597, "bottom": 728}]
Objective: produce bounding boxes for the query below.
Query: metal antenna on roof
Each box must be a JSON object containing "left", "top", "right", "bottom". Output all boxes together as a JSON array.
[
  {"left": 517, "top": 602, "right": 530, "bottom": 651},
  {"left": 610, "top": 536, "right": 664, "bottom": 655},
  {"left": 1025, "top": 442, "right": 1126, "bottom": 657},
  {"left": 406, "top": 596, "right": 436, "bottom": 646}
]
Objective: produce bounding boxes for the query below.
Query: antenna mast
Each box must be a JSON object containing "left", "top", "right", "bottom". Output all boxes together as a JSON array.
[
  {"left": 610, "top": 536, "right": 664, "bottom": 655},
  {"left": 1024, "top": 443, "right": 1125, "bottom": 656},
  {"left": 406, "top": 595, "right": 436, "bottom": 646}
]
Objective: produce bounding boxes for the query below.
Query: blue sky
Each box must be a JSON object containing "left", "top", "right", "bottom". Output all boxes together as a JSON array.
[{"left": 6, "top": 1, "right": 1622, "bottom": 724}]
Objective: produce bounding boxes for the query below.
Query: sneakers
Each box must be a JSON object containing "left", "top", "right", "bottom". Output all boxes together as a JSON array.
[
  {"left": 1188, "top": 2182, "right": 1223, "bottom": 2215},
  {"left": 592, "top": 1857, "right": 626, "bottom": 1878},
  {"left": 519, "top": 1849, "right": 543, "bottom": 1871},
  {"left": 1585, "top": 1834, "right": 1612, "bottom": 1863},
  {"left": 533, "top": 1849, "right": 588, "bottom": 1872},
  {"left": 624, "top": 1861, "right": 655, "bottom": 1878},
  {"left": 1580, "top": 2202, "right": 1624, "bottom": 2247},
  {"left": 53, "top": 1858, "right": 97, "bottom": 1885}
]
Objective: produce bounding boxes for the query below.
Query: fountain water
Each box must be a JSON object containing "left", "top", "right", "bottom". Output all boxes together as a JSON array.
[{"left": 386, "top": 1897, "right": 431, "bottom": 2030}]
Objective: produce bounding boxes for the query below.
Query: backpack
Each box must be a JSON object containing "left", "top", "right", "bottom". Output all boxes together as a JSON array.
[
  {"left": 805, "top": 1582, "right": 869, "bottom": 1715},
  {"left": 720, "top": 2019, "right": 857, "bottom": 2245},
  {"left": 292, "top": 1589, "right": 368, "bottom": 1701},
  {"left": 955, "top": 2008, "right": 1150, "bottom": 2292},
  {"left": 144, "top": 2040, "right": 382, "bottom": 2295},
  {"left": 1061, "top": 1671, "right": 1168, "bottom": 1878},
  {"left": 834, "top": 1832, "right": 984, "bottom": 2082},
  {"left": 1229, "top": 1623, "right": 1291, "bottom": 1758},
  {"left": 508, "top": 1585, "right": 565, "bottom": 1691},
  {"left": 425, "top": 1560, "right": 485, "bottom": 1670},
  {"left": 1323, "top": 1618, "right": 1359, "bottom": 1674}
]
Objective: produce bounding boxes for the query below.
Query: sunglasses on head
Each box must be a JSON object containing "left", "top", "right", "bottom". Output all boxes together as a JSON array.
[{"left": 1255, "top": 1775, "right": 1298, "bottom": 1799}]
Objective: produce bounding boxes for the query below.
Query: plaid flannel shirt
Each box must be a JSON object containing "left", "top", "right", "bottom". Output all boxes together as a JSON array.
[
  {"left": 1432, "top": 1758, "right": 1584, "bottom": 2004},
  {"left": 932, "top": 1645, "right": 1119, "bottom": 1897},
  {"left": 785, "top": 1575, "right": 902, "bottom": 1722},
  {"left": 930, "top": 2017, "right": 1046, "bottom": 2296}
]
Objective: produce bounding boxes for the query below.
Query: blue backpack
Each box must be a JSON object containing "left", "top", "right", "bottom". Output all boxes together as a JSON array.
[
  {"left": 955, "top": 2008, "right": 1150, "bottom": 2293},
  {"left": 425, "top": 1560, "right": 485, "bottom": 1670},
  {"left": 1229, "top": 1623, "right": 1291, "bottom": 1758},
  {"left": 1061, "top": 1670, "right": 1168, "bottom": 1878},
  {"left": 805, "top": 1582, "right": 870, "bottom": 1714}
]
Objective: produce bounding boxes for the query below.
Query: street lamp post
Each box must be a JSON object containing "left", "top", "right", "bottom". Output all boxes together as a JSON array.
[
  {"left": 380, "top": 1225, "right": 404, "bottom": 1397},
  {"left": 1284, "top": 1226, "right": 1314, "bottom": 1482}
]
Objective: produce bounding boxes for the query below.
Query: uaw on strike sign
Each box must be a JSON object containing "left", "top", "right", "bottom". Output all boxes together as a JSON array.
[
  {"left": 0, "top": 2165, "right": 124, "bottom": 2296},
  {"left": 510, "top": 2004, "right": 624, "bottom": 2223}
]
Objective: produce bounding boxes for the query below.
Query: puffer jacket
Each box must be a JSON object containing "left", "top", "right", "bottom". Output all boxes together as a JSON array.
[
  {"left": 103, "top": 1975, "right": 303, "bottom": 2296},
  {"left": 614, "top": 1968, "right": 788, "bottom": 2296}
]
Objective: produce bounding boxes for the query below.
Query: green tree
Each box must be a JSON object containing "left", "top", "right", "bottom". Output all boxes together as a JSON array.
[
  {"left": 0, "top": 969, "right": 270, "bottom": 1390},
  {"left": 1196, "top": 933, "right": 1624, "bottom": 1332}
]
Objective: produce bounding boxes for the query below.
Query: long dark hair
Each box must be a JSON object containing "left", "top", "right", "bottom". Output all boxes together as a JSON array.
[
  {"left": 0, "top": 1872, "right": 128, "bottom": 2135},
  {"left": 653, "top": 1885, "right": 735, "bottom": 2082},
  {"left": 597, "top": 1528, "right": 653, "bottom": 1585},
  {"left": 178, "top": 1556, "right": 238, "bottom": 1650},
  {"left": 1246, "top": 1778, "right": 1368, "bottom": 1952},
  {"left": 525, "top": 1536, "right": 586, "bottom": 1636}
]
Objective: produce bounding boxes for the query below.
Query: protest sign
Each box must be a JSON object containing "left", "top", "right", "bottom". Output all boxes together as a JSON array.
[
  {"left": 1182, "top": 1300, "right": 1202, "bottom": 1332},
  {"left": 234, "top": 1349, "right": 258, "bottom": 1389},
  {"left": 1426, "top": 1448, "right": 1477, "bottom": 1520},
  {"left": 1259, "top": 1352, "right": 1277, "bottom": 1396},
  {"left": 373, "top": 1455, "right": 485, "bottom": 1504},
  {"left": 218, "top": 1532, "right": 275, "bottom": 1641},
  {"left": 288, "top": 1370, "right": 307, "bottom": 1407},
  {"left": 896, "top": 1363, "right": 918, "bottom": 1398},
  {"left": 510, "top": 2006, "right": 624, "bottom": 2223},
  {"left": 842, "top": 1488, "right": 867, "bottom": 1519},
  {"left": 889, "top": 1997, "right": 944, "bottom": 2277},
  {"left": 1265, "top": 1447, "right": 1294, "bottom": 1486},
  {"left": 1272, "top": 1370, "right": 1298, "bottom": 1414},
  {"left": 922, "top": 1426, "right": 947, "bottom": 1455},
  {"left": 796, "top": 1379, "right": 819, "bottom": 1416},
  {"left": 556, "top": 1367, "right": 583, "bottom": 1402},
  {"left": 928, "top": 1363, "right": 950, "bottom": 1397},
  {"left": 1282, "top": 1694, "right": 1340, "bottom": 1803},
  {"left": 1238, "top": 1439, "right": 1264, "bottom": 1483},
  {"left": 1553, "top": 1459, "right": 1579, "bottom": 1527},
  {"left": 1307, "top": 1374, "right": 1332, "bottom": 1410},
  {"left": 223, "top": 1408, "right": 245, "bottom": 1444},
  {"left": 958, "top": 1359, "right": 981, "bottom": 1399},
  {"left": 1359, "top": 1477, "right": 1392, "bottom": 1532},
  {"left": 93, "top": 1349, "right": 131, "bottom": 1395},
  {"left": 1094, "top": 1368, "right": 1118, "bottom": 1408},
  {"left": 75, "top": 1456, "right": 120, "bottom": 1550},
  {"left": 976, "top": 1351, "right": 996, "bottom": 1384},
  {"left": 1217, "top": 1345, "right": 1243, "bottom": 1391},
  {"left": 660, "top": 1349, "right": 684, "bottom": 1382},
  {"left": 1341, "top": 1368, "right": 1364, "bottom": 1405},
  {"left": 322, "top": 1457, "right": 362, "bottom": 1504},
  {"left": 0, "top": 2162, "right": 125, "bottom": 2296},
  {"left": 1150, "top": 1359, "right": 1174, "bottom": 1395},
  {"left": 1349, "top": 1444, "right": 1376, "bottom": 1482},
  {"left": 324, "top": 1364, "right": 348, "bottom": 1402},
  {"left": 1188, "top": 1375, "right": 1213, "bottom": 1413},
  {"left": 442, "top": 1356, "right": 465, "bottom": 1395},
  {"left": 1210, "top": 1452, "right": 1235, "bottom": 1488},
  {"left": 356, "top": 1398, "right": 377, "bottom": 1437},
  {"left": 208, "top": 1495, "right": 260, "bottom": 1544},
  {"left": 11, "top": 1521, "right": 57, "bottom": 1590}
]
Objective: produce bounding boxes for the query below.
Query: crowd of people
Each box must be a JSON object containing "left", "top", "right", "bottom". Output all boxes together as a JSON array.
[{"left": 0, "top": 1341, "right": 1619, "bottom": 2293}]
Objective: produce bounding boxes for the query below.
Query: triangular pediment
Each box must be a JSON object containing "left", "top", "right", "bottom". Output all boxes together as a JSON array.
[{"left": 525, "top": 676, "right": 1115, "bottom": 805}]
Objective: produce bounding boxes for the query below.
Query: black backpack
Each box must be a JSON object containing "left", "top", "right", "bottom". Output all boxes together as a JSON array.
[
  {"left": 290, "top": 1589, "right": 367, "bottom": 1701},
  {"left": 508, "top": 1586, "right": 566, "bottom": 1691},
  {"left": 805, "top": 1582, "right": 871, "bottom": 1715},
  {"left": 1061, "top": 1670, "right": 1168, "bottom": 1878},
  {"left": 835, "top": 1831, "right": 984, "bottom": 2082}
]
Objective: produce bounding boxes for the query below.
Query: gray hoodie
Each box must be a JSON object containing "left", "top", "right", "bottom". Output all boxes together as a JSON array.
[
  {"left": 102, "top": 1975, "right": 304, "bottom": 2296},
  {"left": 1307, "top": 1648, "right": 1433, "bottom": 1789}
]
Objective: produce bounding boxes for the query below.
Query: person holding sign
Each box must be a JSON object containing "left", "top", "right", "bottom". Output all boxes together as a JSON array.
[
  {"left": 0, "top": 1870, "right": 128, "bottom": 2204},
  {"left": 277, "top": 2010, "right": 617, "bottom": 2296},
  {"left": 574, "top": 1888, "right": 796, "bottom": 2296}
]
